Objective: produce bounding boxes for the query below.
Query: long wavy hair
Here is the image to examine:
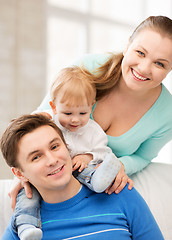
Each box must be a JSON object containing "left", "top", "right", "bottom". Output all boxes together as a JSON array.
[{"left": 94, "top": 15, "right": 172, "bottom": 100}]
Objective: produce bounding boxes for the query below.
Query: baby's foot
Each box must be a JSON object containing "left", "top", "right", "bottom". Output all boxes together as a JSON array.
[
  {"left": 91, "top": 153, "right": 121, "bottom": 193},
  {"left": 20, "top": 227, "right": 42, "bottom": 240}
]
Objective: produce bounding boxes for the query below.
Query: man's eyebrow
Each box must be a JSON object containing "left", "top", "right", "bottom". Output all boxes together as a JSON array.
[
  {"left": 27, "top": 150, "right": 40, "bottom": 160},
  {"left": 49, "top": 137, "right": 62, "bottom": 144},
  {"left": 27, "top": 137, "right": 62, "bottom": 160}
]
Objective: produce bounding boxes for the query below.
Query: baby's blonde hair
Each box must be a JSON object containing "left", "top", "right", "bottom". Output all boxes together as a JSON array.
[{"left": 50, "top": 66, "right": 96, "bottom": 107}]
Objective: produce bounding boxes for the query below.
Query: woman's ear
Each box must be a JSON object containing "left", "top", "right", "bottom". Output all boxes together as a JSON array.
[
  {"left": 123, "top": 40, "right": 130, "bottom": 56},
  {"left": 49, "top": 101, "right": 57, "bottom": 115},
  {"left": 11, "top": 167, "right": 29, "bottom": 182}
]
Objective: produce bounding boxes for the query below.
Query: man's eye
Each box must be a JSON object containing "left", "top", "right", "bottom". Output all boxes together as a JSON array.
[
  {"left": 155, "top": 62, "right": 164, "bottom": 68},
  {"left": 51, "top": 144, "right": 59, "bottom": 150},
  {"left": 32, "top": 155, "right": 41, "bottom": 161}
]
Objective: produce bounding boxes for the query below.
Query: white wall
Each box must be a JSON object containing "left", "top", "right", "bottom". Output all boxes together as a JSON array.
[
  {"left": 0, "top": 0, "right": 171, "bottom": 179},
  {"left": 0, "top": 0, "right": 46, "bottom": 179}
]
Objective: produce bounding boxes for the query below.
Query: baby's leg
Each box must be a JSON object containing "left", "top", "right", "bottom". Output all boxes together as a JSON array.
[
  {"left": 91, "top": 153, "right": 121, "bottom": 193},
  {"left": 12, "top": 185, "right": 42, "bottom": 240}
]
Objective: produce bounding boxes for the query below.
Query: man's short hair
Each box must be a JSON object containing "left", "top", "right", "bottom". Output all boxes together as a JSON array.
[{"left": 0, "top": 114, "right": 65, "bottom": 168}]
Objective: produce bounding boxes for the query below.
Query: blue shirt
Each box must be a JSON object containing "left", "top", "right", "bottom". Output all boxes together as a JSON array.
[{"left": 2, "top": 185, "right": 164, "bottom": 240}]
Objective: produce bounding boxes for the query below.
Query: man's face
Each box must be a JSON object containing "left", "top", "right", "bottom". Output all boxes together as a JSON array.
[{"left": 16, "top": 125, "right": 74, "bottom": 201}]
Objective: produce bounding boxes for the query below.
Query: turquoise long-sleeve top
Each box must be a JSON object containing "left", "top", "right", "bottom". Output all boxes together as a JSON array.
[{"left": 37, "top": 53, "right": 172, "bottom": 176}]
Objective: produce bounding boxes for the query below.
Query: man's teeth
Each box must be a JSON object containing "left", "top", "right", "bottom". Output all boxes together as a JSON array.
[
  {"left": 132, "top": 69, "right": 147, "bottom": 81},
  {"left": 49, "top": 167, "right": 62, "bottom": 175}
]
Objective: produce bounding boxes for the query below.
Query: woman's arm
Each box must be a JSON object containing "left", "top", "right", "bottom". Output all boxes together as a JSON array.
[{"left": 120, "top": 127, "right": 172, "bottom": 176}]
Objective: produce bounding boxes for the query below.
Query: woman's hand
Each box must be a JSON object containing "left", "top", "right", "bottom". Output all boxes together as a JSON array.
[
  {"left": 72, "top": 154, "right": 93, "bottom": 172},
  {"left": 105, "top": 163, "right": 133, "bottom": 195},
  {"left": 8, "top": 178, "right": 32, "bottom": 211}
]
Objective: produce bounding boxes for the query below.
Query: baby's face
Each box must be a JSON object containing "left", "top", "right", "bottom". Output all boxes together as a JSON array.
[{"left": 56, "top": 101, "right": 92, "bottom": 132}]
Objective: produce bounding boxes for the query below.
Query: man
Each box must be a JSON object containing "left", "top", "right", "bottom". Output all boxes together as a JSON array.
[{"left": 0, "top": 114, "right": 164, "bottom": 240}]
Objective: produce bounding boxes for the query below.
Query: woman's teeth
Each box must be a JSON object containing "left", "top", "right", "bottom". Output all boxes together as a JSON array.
[{"left": 132, "top": 69, "right": 148, "bottom": 81}]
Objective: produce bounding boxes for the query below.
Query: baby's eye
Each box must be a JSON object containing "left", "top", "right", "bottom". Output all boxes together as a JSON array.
[
  {"left": 64, "top": 112, "right": 71, "bottom": 115},
  {"left": 80, "top": 112, "right": 87, "bottom": 115},
  {"left": 137, "top": 50, "right": 145, "bottom": 57},
  {"left": 155, "top": 62, "right": 164, "bottom": 68}
]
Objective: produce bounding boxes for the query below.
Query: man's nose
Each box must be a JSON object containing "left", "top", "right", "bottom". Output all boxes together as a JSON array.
[{"left": 46, "top": 152, "right": 57, "bottom": 166}]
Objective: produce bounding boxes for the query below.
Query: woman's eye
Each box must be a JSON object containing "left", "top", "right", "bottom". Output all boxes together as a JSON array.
[
  {"left": 137, "top": 50, "right": 145, "bottom": 56},
  {"left": 155, "top": 62, "right": 164, "bottom": 68}
]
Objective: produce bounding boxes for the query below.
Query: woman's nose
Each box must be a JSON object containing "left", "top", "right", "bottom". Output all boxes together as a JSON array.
[{"left": 138, "top": 59, "right": 151, "bottom": 76}]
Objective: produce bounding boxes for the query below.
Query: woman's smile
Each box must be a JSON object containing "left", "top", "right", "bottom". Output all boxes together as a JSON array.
[{"left": 131, "top": 68, "right": 149, "bottom": 81}]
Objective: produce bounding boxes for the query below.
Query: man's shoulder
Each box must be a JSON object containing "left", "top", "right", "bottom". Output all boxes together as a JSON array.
[
  {"left": 1, "top": 221, "right": 19, "bottom": 240},
  {"left": 89, "top": 184, "right": 140, "bottom": 204}
]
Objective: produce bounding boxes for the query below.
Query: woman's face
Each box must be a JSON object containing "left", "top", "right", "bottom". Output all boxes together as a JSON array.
[{"left": 121, "top": 29, "right": 172, "bottom": 93}]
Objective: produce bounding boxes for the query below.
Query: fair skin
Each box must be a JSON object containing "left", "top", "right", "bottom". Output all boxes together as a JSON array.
[
  {"left": 12, "top": 125, "right": 81, "bottom": 203},
  {"left": 50, "top": 99, "right": 94, "bottom": 172},
  {"left": 8, "top": 28, "right": 172, "bottom": 205},
  {"left": 94, "top": 30, "right": 172, "bottom": 136},
  {"left": 50, "top": 98, "right": 133, "bottom": 194},
  {"left": 9, "top": 95, "right": 133, "bottom": 209},
  {"left": 92, "top": 29, "right": 172, "bottom": 194}
]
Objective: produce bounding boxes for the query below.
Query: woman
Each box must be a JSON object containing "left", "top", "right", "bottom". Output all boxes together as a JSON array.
[{"left": 38, "top": 16, "right": 172, "bottom": 194}]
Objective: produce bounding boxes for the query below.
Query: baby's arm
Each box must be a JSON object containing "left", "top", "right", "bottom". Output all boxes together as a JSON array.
[{"left": 9, "top": 177, "right": 32, "bottom": 211}]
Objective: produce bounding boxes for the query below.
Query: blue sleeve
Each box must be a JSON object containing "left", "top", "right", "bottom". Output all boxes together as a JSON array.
[{"left": 121, "top": 187, "right": 164, "bottom": 240}]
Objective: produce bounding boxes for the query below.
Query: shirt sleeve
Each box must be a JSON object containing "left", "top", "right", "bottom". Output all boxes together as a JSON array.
[
  {"left": 120, "top": 127, "right": 172, "bottom": 176},
  {"left": 121, "top": 187, "right": 164, "bottom": 240}
]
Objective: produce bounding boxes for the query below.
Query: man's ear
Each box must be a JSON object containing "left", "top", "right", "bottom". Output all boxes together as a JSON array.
[
  {"left": 11, "top": 167, "right": 29, "bottom": 182},
  {"left": 49, "top": 101, "right": 57, "bottom": 115}
]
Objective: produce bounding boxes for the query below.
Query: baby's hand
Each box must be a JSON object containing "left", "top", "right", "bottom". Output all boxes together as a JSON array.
[
  {"left": 8, "top": 177, "right": 32, "bottom": 211},
  {"left": 72, "top": 154, "right": 93, "bottom": 172},
  {"left": 105, "top": 163, "right": 133, "bottom": 195}
]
